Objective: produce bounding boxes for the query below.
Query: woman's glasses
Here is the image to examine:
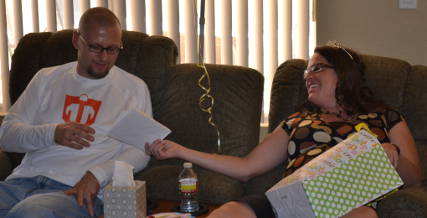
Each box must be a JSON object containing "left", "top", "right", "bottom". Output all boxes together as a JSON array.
[
  {"left": 304, "top": 63, "right": 335, "bottom": 77},
  {"left": 78, "top": 34, "right": 123, "bottom": 55}
]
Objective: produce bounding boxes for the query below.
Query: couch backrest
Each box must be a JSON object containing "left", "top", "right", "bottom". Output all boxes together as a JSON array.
[
  {"left": 268, "top": 54, "right": 427, "bottom": 183},
  {"left": 158, "top": 64, "right": 263, "bottom": 156},
  {"left": 137, "top": 63, "right": 264, "bottom": 203},
  {"left": 7, "top": 29, "right": 178, "bottom": 167}
]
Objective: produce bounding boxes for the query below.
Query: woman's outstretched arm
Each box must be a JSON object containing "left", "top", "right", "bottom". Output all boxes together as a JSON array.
[{"left": 145, "top": 125, "right": 289, "bottom": 182}]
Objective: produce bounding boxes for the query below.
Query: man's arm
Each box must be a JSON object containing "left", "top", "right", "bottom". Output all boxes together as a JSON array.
[{"left": 0, "top": 71, "right": 57, "bottom": 153}]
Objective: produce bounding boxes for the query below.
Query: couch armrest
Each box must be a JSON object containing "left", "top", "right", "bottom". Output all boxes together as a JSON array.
[
  {"left": 0, "top": 149, "right": 12, "bottom": 180},
  {"left": 377, "top": 186, "right": 427, "bottom": 217}
]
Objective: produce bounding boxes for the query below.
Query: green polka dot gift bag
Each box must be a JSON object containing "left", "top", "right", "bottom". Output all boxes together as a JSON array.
[{"left": 266, "top": 130, "right": 403, "bottom": 218}]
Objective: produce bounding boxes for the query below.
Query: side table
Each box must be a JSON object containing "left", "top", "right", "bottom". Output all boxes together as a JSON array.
[{"left": 151, "top": 200, "right": 218, "bottom": 218}]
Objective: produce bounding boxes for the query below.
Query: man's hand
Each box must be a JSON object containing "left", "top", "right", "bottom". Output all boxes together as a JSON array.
[
  {"left": 65, "top": 171, "right": 100, "bottom": 217},
  {"left": 54, "top": 122, "right": 95, "bottom": 149}
]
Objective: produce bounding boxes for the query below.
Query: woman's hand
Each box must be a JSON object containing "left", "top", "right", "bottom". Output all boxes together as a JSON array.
[
  {"left": 145, "top": 139, "right": 184, "bottom": 160},
  {"left": 381, "top": 142, "right": 400, "bottom": 168}
]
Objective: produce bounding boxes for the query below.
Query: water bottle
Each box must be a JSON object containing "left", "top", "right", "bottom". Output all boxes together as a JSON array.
[{"left": 178, "top": 162, "right": 200, "bottom": 213}]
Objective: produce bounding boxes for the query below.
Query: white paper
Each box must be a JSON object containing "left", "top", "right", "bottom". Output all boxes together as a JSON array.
[
  {"left": 108, "top": 109, "right": 171, "bottom": 150},
  {"left": 112, "top": 161, "right": 135, "bottom": 187}
]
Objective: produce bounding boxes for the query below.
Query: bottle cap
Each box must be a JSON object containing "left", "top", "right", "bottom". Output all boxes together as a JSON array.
[{"left": 183, "top": 162, "right": 192, "bottom": 168}]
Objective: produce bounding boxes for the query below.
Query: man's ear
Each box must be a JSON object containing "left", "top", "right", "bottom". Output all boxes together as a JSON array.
[{"left": 72, "top": 31, "right": 79, "bottom": 49}]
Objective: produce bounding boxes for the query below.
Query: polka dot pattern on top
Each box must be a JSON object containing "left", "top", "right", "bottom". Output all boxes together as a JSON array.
[{"left": 282, "top": 109, "right": 404, "bottom": 180}]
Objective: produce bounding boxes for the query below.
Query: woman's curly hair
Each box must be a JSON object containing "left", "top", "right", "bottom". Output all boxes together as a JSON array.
[{"left": 302, "top": 45, "right": 386, "bottom": 115}]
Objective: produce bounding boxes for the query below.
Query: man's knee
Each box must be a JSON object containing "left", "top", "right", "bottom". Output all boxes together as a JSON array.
[
  {"left": 5, "top": 192, "right": 90, "bottom": 218},
  {"left": 7, "top": 203, "right": 58, "bottom": 218},
  {"left": 0, "top": 182, "right": 22, "bottom": 217}
]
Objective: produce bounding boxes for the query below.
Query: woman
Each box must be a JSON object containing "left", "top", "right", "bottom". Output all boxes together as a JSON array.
[{"left": 145, "top": 44, "right": 421, "bottom": 218}]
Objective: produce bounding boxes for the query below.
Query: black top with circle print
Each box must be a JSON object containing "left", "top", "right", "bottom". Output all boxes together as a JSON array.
[{"left": 280, "top": 108, "right": 404, "bottom": 178}]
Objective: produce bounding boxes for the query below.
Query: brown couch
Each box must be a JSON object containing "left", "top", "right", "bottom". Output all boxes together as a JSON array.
[
  {"left": 0, "top": 30, "right": 264, "bottom": 205},
  {"left": 269, "top": 55, "right": 427, "bottom": 217},
  {"left": 5, "top": 29, "right": 422, "bottom": 216}
]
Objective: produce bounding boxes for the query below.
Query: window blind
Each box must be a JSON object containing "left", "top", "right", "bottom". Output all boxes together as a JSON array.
[{"left": 0, "top": 0, "right": 315, "bottom": 122}]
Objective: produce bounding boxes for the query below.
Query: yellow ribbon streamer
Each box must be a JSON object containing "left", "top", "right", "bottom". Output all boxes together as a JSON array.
[
  {"left": 194, "top": 0, "right": 221, "bottom": 153},
  {"left": 355, "top": 122, "right": 378, "bottom": 138},
  {"left": 197, "top": 64, "right": 221, "bottom": 153}
]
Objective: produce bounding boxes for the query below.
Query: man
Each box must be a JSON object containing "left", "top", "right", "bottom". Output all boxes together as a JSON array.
[{"left": 0, "top": 7, "right": 151, "bottom": 217}]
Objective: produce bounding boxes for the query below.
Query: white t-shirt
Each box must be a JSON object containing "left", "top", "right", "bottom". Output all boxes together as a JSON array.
[{"left": 0, "top": 61, "right": 152, "bottom": 192}]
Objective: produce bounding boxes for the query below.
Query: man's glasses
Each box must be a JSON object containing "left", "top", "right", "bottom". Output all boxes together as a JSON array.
[
  {"left": 78, "top": 34, "right": 123, "bottom": 55},
  {"left": 304, "top": 63, "right": 335, "bottom": 77}
]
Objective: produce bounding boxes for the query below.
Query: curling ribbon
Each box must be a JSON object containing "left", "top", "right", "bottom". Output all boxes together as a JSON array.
[
  {"left": 196, "top": 0, "right": 221, "bottom": 153},
  {"left": 197, "top": 64, "right": 221, "bottom": 153}
]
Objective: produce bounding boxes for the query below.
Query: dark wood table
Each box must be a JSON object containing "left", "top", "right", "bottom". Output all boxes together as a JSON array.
[{"left": 150, "top": 200, "right": 218, "bottom": 218}]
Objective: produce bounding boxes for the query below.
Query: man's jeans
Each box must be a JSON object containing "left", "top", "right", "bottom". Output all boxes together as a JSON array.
[{"left": 0, "top": 176, "right": 103, "bottom": 218}]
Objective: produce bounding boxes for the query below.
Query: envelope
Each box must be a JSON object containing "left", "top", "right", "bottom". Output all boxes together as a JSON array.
[{"left": 108, "top": 109, "right": 171, "bottom": 150}]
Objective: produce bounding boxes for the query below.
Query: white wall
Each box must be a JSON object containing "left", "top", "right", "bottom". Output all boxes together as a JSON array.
[{"left": 317, "top": 0, "right": 427, "bottom": 66}]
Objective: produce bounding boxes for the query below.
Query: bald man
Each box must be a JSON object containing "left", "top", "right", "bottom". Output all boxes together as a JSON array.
[{"left": 0, "top": 7, "right": 151, "bottom": 217}]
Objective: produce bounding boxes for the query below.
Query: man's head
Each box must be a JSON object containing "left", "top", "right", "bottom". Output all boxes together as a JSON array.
[{"left": 72, "top": 7, "right": 122, "bottom": 79}]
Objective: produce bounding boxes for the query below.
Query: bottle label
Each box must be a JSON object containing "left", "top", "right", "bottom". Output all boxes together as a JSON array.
[{"left": 179, "top": 178, "right": 197, "bottom": 193}]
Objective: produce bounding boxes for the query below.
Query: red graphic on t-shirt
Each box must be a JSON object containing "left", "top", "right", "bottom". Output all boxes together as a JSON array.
[{"left": 62, "top": 94, "right": 102, "bottom": 125}]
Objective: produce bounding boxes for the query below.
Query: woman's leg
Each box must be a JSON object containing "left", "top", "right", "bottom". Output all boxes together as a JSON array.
[
  {"left": 207, "top": 201, "right": 257, "bottom": 218},
  {"left": 342, "top": 206, "right": 378, "bottom": 218},
  {"left": 208, "top": 194, "right": 275, "bottom": 218},
  {"left": 208, "top": 194, "right": 276, "bottom": 218}
]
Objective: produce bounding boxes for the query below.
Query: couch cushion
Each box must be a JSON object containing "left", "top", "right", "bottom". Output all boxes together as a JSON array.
[
  {"left": 377, "top": 186, "right": 427, "bottom": 217},
  {"left": 268, "top": 59, "right": 307, "bottom": 132},
  {"left": 416, "top": 141, "right": 427, "bottom": 185},
  {"left": 156, "top": 64, "right": 263, "bottom": 157},
  {"left": 0, "top": 150, "right": 12, "bottom": 180},
  {"left": 361, "top": 55, "right": 411, "bottom": 112},
  {"left": 9, "top": 32, "right": 53, "bottom": 105},
  {"left": 403, "top": 65, "right": 427, "bottom": 141},
  {"left": 118, "top": 33, "right": 178, "bottom": 113}
]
